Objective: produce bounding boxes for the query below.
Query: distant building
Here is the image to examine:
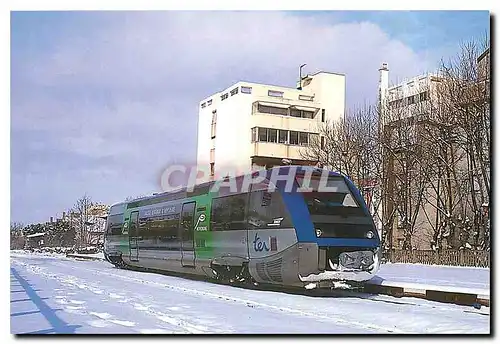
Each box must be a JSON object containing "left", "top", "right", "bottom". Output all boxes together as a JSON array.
[
  {"left": 25, "top": 232, "right": 46, "bottom": 249},
  {"left": 378, "top": 47, "right": 490, "bottom": 250},
  {"left": 379, "top": 66, "right": 441, "bottom": 249},
  {"left": 197, "top": 71, "right": 346, "bottom": 180}
]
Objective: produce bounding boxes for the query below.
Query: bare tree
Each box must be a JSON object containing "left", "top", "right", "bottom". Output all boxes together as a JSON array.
[
  {"left": 72, "top": 194, "right": 96, "bottom": 248},
  {"left": 10, "top": 222, "right": 25, "bottom": 249},
  {"left": 301, "top": 37, "right": 489, "bottom": 256},
  {"left": 433, "top": 39, "right": 490, "bottom": 250},
  {"left": 379, "top": 83, "right": 436, "bottom": 250},
  {"left": 301, "top": 104, "right": 384, "bottom": 239}
]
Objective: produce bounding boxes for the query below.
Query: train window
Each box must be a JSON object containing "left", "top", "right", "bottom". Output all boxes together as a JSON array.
[
  {"left": 160, "top": 215, "right": 182, "bottom": 250},
  {"left": 211, "top": 194, "right": 248, "bottom": 231},
  {"left": 106, "top": 214, "right": 124, "bottom": 236},
  {"left": 139, "top": 214, "right": 181, "bottom": 250},
  {"left": 247, "top": 190, "right": 292, "bottom": 229},
  {"left": 296, "top": 175, "right": 365, "bottom": 216}
]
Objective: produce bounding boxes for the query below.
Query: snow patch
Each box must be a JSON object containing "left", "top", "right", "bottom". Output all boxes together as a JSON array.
[
  {"left": 109, "top": 320, "right": 135, "bottom": 327},
  {"left": 90, "top": 312, "right": 112, "bottom": 319},
  {"left": 139, "top": 329, "right": 175, "bottom": 334},
  {"left": 87, "top": 320, "right": 110, "bottom": 328},
  {"left": 157, "top": 315, "right": 208, "bottom": 334},
  {"left": 69, "top": 300, "right": 86, "bottom": 305},
  {"left": 134, "top": 304, "right": 149, "bottom": 311},
  {"left": 304, "top": 283, "right": 317, "bottom": 290},
  {"left": 109, "top": 293, "right": 124, "bottom": 299}
]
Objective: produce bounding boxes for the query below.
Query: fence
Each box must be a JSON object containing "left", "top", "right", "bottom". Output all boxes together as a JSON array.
[{"left": 384, "top": 249, "right": 490, "bottom": 268}]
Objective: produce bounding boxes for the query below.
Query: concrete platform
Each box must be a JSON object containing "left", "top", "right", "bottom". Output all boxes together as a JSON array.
[{"left": 365, "top": 275, "right": 490, "bottom": 307}]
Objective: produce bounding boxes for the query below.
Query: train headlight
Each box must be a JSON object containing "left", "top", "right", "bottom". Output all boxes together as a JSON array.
[
  {"left": 366, "top": 230, "right": 374, "bottom": 239},
  {"left": 315, "top": 228, "right": 322, "bottom": 237}
]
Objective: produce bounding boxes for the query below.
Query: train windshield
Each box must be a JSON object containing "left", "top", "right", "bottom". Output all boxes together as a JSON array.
[{"left": 296, "top": 175, "right": 365, "bottom": 217}]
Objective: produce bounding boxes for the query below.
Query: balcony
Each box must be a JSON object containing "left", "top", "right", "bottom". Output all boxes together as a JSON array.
[
  {"left": 251, "top": 113, "right": 320, "bottom": 133},
  {"left": 251, "top": 142, "right": 306, "bottom": 160},
  {"left": 252, "top": 95, "right": 320, "bottom": 108}
]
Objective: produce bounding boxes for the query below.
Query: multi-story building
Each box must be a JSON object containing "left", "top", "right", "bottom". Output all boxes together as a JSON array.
[
  {"left": 378, "top": 66, "right": 442, "bottom": 250},
  {"left": 196, "top": 71, "right": 346, "bottom": 180},
  {"left": 378, "top": 47, "right": 490, "bottom": 251}
]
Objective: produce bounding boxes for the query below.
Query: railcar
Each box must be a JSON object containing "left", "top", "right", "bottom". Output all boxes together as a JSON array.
[{"left": 104, "top": 166, "right": 381, "bottom": 288}]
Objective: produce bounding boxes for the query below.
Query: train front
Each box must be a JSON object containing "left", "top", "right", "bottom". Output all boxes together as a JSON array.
[{"left": 281, "top": 167, "right": 381, "bottom": 287}]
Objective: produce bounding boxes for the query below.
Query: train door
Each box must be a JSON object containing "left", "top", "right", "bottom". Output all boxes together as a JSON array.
[
  {"left": 180, "top": 202, "right": 196, "bottom": 267},
  {"left": 128, "top": 211, "right": 139, "bottom": 262}
]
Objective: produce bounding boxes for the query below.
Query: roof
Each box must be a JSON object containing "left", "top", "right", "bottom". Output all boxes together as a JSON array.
[
  {"left": 200, "top": 70, "right": 345, "bottom": 102},
  {"left": 477, "top": 48, "right": 490, "bottom": 63},
  {"left": 310, "top": 70, "right": 345, "bottom": 77}
]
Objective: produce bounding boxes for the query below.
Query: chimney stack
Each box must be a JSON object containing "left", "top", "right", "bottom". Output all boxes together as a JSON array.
[{"left": 379, "top": 62, "right": 389, "bottom": 93}]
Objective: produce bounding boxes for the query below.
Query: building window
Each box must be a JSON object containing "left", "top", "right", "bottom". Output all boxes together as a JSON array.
[
  {"left": 211, "top": 124, "right": 216, "bottom": 139},
  {"left": 210, "top": 148, "right": 215, "bottom": 163},
  {"left": 207, "top": 99, "right": 213, "bottom": 106},
  {"left": 321, "top": 136, "right": 325, "bottom": 149},
  {"left": 321, "top": 109, "right": 325, "bottom": 122},
  {"left": 299, "top": 95, "right": 313, "bottom": 101},
  {"left": 268, "top": 129, "right": 278, "bottom": 143},
  {"left": 299, "top": 132, "right": 309, "bottom": 146},
  {"left": 201, "top": 102, "right": 206, "bottom": 108},
  {"left": 419, "top": 91, "right": 429, "bottom": 102},
  {"left": 291, "top": 108, "right": 314, "bottom": 119},
  {"left": 258, "top": 127, "right": 268, "bottom": 142},
  {"left": 230, "top": 87, "right": 238, "bottom": 96},
  {"left": 258, "top": 104, "right": 288, "bottom": 116},
  {"left": 252, "top": 127, "right": 314, "bottom": 146},
  {"left": 211, "top": 111, "right": 217, "bottom": 139},
  {"left": 302, "top": 111, "right": 314, "bottom": 119},
  {"left": 241, "top": 86, "right": 252, "bottom": 94},
  {"left": 268, "top": 90, "right": 284, "bottom": 98},
  {"left": 279, "top": 130, "right": 288, "bottom": 144},
  {"left": 210, "top": 163, "right": 215, "bottom": 176},
  {"left": 221, "top": 93, "right": 229, "bottom": 101},
  {"left": 407, "top": 95, "right": 416, "bottom": 105},
  {"left": 290, "top": 108, "right": 301, "bottom": 118}
]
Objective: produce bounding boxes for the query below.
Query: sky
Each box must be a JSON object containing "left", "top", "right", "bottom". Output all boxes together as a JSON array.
[{"left": 10, "top": 10, "right": 490, "bottom": 224}]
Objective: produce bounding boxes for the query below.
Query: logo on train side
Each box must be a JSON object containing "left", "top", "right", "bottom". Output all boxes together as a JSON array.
[
  {"left": 267, "top": 217, "right": 283, "bottom": 227},
  {"left": 122, "top": 222, "right": 129, "bottom": 234},
  {"left": 195, "top": 213, "right": 207, "bottom": 231},
  {"left": 253, "top": 234, "right": 277, "bottom": 252}
]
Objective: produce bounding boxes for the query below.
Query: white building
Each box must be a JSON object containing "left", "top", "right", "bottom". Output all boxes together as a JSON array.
[
  {"left": 379, "top": 63, "right": 443, "bottom": 127},
  {"left": 197, "top": 71, "right": 346, "bottom": 180}
]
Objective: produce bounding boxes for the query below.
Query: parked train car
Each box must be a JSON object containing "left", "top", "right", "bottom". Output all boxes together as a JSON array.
[{"left": 104, "top": 166, "right": 381, "bottom": 288}]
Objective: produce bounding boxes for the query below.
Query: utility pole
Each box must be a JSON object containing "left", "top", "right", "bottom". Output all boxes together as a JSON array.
[{"left": 298, "top": 64, "right": 307, "bottom": 90}]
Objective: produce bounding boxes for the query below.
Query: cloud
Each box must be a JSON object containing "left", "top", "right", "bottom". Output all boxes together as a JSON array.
[{"left": 11, "top": 11, "right": 437, "bottom": 223}]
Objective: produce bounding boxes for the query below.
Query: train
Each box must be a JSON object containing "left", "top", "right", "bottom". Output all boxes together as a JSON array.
[{"left": 103, "top": 166, "right": 381, "bottom": 288}]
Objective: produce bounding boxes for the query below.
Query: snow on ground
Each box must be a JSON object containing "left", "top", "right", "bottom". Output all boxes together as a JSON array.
[
  {"left": 376, "top": 263, "right": 490, "bottom": 292},
  {"left": 67, "top": 252, "right": 105, "bottom": 260},
  {"left": 10, "top": 251, "right": 489, "bottom": 334}
]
